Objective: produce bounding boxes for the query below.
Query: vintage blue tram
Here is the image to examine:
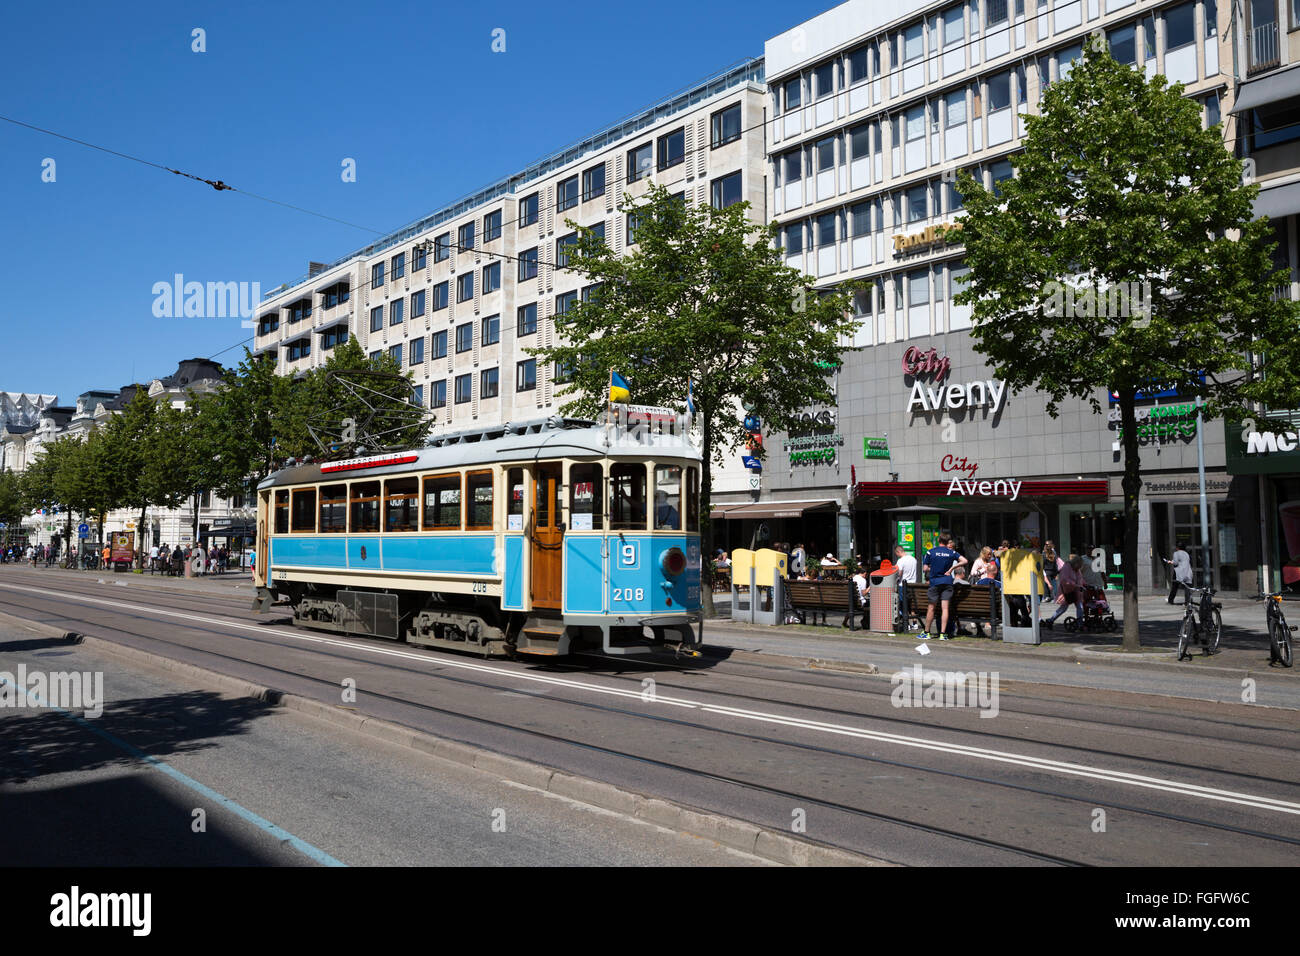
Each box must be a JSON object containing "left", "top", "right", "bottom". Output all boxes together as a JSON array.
[{"left": 252, "top": 411, "right": 703, "bottom": 657}]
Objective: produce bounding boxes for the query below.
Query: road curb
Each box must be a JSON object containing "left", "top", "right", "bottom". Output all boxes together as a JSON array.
[{"left": 0, "top": 610, "right": 890, "bottom": 867}]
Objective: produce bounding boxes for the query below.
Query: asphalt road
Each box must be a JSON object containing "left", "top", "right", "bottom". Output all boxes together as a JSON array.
[{"left": 1, "top": 565, "right": 1297, "bottom": 866}]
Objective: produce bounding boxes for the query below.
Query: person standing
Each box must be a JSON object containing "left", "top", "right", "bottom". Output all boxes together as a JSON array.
[
  {"left": 1165, "top": 545, "right": 1193, "bottom": 603},
  {"left": 922, "top": 533, "right": 967, "bottom": 639},
  {"left": 895, "top": 545, "right": 919, "bottom": 626}
]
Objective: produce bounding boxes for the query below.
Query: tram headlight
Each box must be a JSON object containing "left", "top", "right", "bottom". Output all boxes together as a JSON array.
[{"left": 661, "top": 547, "right": 687, "bottom": 577}]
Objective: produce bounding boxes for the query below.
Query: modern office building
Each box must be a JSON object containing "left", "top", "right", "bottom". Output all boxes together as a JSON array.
[
  {"left": 1223, "top": 0, "right": 1300, "bottom": 592},
  {"left": 252, "top": 60, "right": 767, "bottom": 504},
  {"left": 731, "top": 0, "right": 1287, "bottom": 593}
]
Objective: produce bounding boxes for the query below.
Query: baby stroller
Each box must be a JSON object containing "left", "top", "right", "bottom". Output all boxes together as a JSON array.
[{"left": 1064, "top": 585, "right": 1116, "bottom": 632}]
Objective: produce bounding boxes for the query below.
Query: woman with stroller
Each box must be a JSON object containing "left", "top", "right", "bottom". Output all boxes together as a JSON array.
[{"left": 1043, "top": 555, "right": 1085, "bottom": 628}]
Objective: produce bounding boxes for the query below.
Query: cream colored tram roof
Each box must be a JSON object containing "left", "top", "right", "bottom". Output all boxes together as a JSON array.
[{"left": 258, "top": 418, "right": 699, "bottom": 490}]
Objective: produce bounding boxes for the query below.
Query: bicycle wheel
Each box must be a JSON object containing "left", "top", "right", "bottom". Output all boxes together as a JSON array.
[
  {"left": 1271, "top": 615, "right": 1294, "bottom": 668},
  {"left": 1177, "top": 617, "right": 1194, "bottom": 661},
  {"left": 1205, "top": 608, "right": 1221, "bottom": 656}
]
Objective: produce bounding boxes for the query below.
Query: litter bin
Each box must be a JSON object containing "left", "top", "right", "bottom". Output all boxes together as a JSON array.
[{"left": 869, "top": 570, "right": 899, "bottom": 632}]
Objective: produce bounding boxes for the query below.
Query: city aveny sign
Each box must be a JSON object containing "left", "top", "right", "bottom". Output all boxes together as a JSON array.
[{"left": 945, "top": 477, "right": 1023, "bottom": 501}]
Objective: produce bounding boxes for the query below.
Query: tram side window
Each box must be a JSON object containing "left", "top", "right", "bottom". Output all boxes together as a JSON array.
[
  {"left": 569, "top": 463, "right": 604, "bottom": 530},
  {"left": 350, "top": 481, "right": 381, "bottom": 533},
  {"left": 319, "top": 484, "right": 347, "bottom": 533},
  {"left": 467, "top": 472, "right": 493, "bottom": 530},
  {"left": 385, "top": 478, "right": 419, "bottom": 532},
  {"left": 291, "top": 489, "right": 318, "bottom": 533},
  {"left": 610, "top": 463, "right": 647, "bottom": 531},
  {"left": 507, "top": 468, "right": 524, "bottom": 530},
  {"left": 423, "top": 475, "right": 462, "bottom": 530},
  {"left": 274, "top": 491, "right": 289, "bottom": 534},
  {"left": 686, "top": 466, "right": 699, "bottom": 532},
  {"left": 654, "top": 465, "right": 682, "bottom": 530}
]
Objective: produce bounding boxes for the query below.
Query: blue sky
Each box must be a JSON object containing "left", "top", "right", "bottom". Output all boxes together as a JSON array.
[{"left": 0, "top": 0, "right": 834, "bottom": 406}]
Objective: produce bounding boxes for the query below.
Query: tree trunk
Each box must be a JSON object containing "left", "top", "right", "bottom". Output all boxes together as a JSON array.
[
  {"left": 1120, "top": 389, "right": 1142, "bottom": 651},
  {"left": 138, "top": 504, "right": 148, "bottom": 569},
  {"left": 699, "top": 416, "right": 716, "bottom": 618}
]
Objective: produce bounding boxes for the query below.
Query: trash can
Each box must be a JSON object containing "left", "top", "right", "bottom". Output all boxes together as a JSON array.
[{"left": 869, "top": 570, "right": 899, "bottom": 632}]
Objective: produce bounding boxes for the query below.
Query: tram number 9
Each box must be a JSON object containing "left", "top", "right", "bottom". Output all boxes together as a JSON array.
[{"left": 612, "top": 587, "right": 645, "bottom": 603}]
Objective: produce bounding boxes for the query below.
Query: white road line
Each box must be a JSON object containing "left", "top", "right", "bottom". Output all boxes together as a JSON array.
[{"left": 3, "top": 579, "right": 1299, "bottom": 817}]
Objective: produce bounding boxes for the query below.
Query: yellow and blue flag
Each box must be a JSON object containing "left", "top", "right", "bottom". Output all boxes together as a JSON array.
[{"left": 609, "top": 371, "right": 630, "bottom": 404}]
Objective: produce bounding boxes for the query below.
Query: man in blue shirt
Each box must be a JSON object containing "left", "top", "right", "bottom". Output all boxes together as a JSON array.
[{"left": 923, "top": 532, "right": 968, "bottom": 639}]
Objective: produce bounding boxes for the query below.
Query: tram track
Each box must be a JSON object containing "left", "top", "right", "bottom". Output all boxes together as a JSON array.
[{"left": 2, "top": 572, "right": 1298, "bottom": 865}]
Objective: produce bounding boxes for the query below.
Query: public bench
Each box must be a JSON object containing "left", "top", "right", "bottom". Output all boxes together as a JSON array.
[
  {"left": 784, "top": 580, "right": 866, "bottom": 629},
  {"left": 902, "top": 582, "right": 1001, "bottom": 637}
]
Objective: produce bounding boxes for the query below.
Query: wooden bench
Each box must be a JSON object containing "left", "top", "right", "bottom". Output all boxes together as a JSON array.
[
  {"left": 784, "top": 580, "right": 866, "bottom": 629},
  {"left": 902, "top": 582, "right": 1001, "bottom": 637}
]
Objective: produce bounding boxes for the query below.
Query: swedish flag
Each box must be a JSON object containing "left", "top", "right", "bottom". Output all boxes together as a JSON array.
[{"left": 609, "top": 371, "right": 631, "bottom": 404}]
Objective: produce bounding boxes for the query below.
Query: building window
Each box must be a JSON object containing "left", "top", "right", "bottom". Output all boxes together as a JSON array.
[
  {"left": 582, "top": 283, "right": 603, "bottom": 303},
  {"left": 626, "top": 209, "right": 643, "bottom": 245},
  {"left": 555, "top": 290, "right": 577, "bottom": 317},
  {"left": 289, "top": 299, "right": 312, "bottom": 324},
  {"left": 389, "top": 343, "right": 403, "bottom": 365},
  {"left": 411, "top": 289, "right": 426, "bottom": 318},
  {"left": 582, "top": 164, "right": 606, "bottom": 201},
  {"left": 456, "top": 322, "right": 473, "bottom": 353},
  {"left": 848, "top": 46, "right": 869, "bottom": 85},
  {"left": 519, "top": 247, "right": 538, "bottom": 281},
  {"left": 390, "top": 299, "right": 405, "bottom": 326},
  {"left": 556, "top": 233, "right": 577, "bottom": 269},
  {"left": 257, "top": 314, "right": 279, "bottom": 335},
  {"left": 286, "top": 338, "right": 312, "bottom": 361},
  {"left": 370, "top": 305, "right": 384, "bottom": 332},
  {"left": 413, "top": 244, "right": 427, "bottom": 271},
  {"left": 430, "top": 329, "right": 447, "bottom": 359},
  {"left": 483, "top": 209, "right": 502, "bottom": 242},
  {"left": 458, "top": 222, "right": 475, "bottom": 252},
  {"left": 410, "top": 336, "right": 425, "bottom": 365},
  {"left": 434, "top": 233, "right": 451, "bottom": 262},
  {"left": 557, "top": 175, "right": 579, "bottom": 211},
  {"left": 519, "top": 193, "right": 539, "bottom": 227},
  {"left": 457, "top": 272, "right": 474, "bottom": 302},
  {"left": 816, "top": 136, "right": 835, "bottom": 173},
  {"left": 711, "top": 171, "right": 742, "bottom": 209},
  {"left": 783, "top": 76, "right": 802, "bottom": 112},
  {"left": 657, "top": 128, "right": 685, "bottom": 170},
  {"left": 517, "top": 359, "right": 537, "bottom": 392},
  {"left": 906, "top": 184, "right": 928, "bottom": 223},
  {"left": 412, "top": 384, "right": 424, "bottom": 408},
  {"left": 322, "top": 284, "right": 348, "bottom": 309},
  {"left": 991, "top": 158, "right": 1014, "bottom": 196},
  {"left": 1109, "top": 23, "right": 1136, "bottom": 65},
  {"left": 482, "top": 261, "right": 501, "bottom": 294},
  {"left": 481, "top": 314, "right": 500, "bottom": 346},
  {"left": 455, "top": 373, "right": 472, "bottom": 404},
  {"left": 627, "top": 142, "right": 653, "bottom": 182},
  {"left": 814, "top": 62, "right": 834, "bottom": 99},
  {"left": 711, "top": 104, "right": 742, "bottom": 147},
  {"left": 321, "top": 326, "right": 348, "bottom": 350},
  {"left": 371, "top": 262, "right": 385, "bottom": 289},
  {"left": 480, "top": 367, "right": 499, "bottom": 399},
  {"left": 588, "top": 221, "right": 606, "bottom": 245},
  {"left": 391, "top": 252, "right": 405, "bottom": 280},
  {"left": 517, "top": 303, "right": 537, "bottom": 336},
  {"left": 432, "top": 281, "right": 449, "bottom": 311},
  {"left": 987, "top": 0, "right": 1008, "bottom": 26},
  {"left": 431, "top": 379, "right": 447, "bottom": 408},
  {"left": 903, "top": 22, "right": 924, "bottom": 62},
  {"left": 816, "top": 213, "right": 836, "bottom": 248},
  {"left": 369, "top": 350, "right": 382, "bottom": 362},
  {"left": 781, "top": 149, "right": 802, "bottom": 185}
]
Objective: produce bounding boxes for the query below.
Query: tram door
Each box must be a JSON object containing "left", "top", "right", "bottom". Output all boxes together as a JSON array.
[{"left": 530, "top": 463, "right": 564, "bottom": 609}]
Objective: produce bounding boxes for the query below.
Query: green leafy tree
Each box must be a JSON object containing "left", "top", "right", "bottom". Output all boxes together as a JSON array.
[
  {"left": 0, "top": 470, "right": 22, "bottom": 530},
  {"left": 953, "top": 36, "right": 1300, "bottom": 649},
  {"left": 531, "top": 184, "right": 858, "bottom": 615}
]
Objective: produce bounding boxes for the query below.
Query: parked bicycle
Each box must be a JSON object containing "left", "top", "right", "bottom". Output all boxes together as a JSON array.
[
  {"left": 1176, "top": 583, "right": 1221, "bottom": 661},
  {"left": 1255, "top": 592, "right": 1295, "bottom": 668}
]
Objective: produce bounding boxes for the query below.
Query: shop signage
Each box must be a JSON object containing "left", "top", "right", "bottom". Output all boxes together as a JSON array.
[
  {"left": 863, "top": 436, "right": 890, "bottom": 460},
  {"left": 940, "top": 454, "right": 979, "bottom": 478},
  {"left": 909, "top": 378, "right": 1007, "bottom": 414},
  {"left": 1143, "top": 477, "right": 1231, "bottom": 495},
  {"left": 1107, "top": 404, "right": 1198, "bottom": 442},
  {"left": 944, "top": 477, "right": 1024, "bottom": 501},
  {"left": 892, "top": 222, "right": 962, "bottom": 256},
  {"left": 786, "top": 434, "right": 842, "bottom": 466},
  {"left": 1225, "top": 419, "right": 1300, "bottom": 475},
  {"left": 1107, "top": 376, "right": 1204, "bottom": 405},
  {"left": 901, "top": 347, "right": 952, "bottom": 382},
  {"left": 790, "top": 409, "right": 837, "bottom": 434}
]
